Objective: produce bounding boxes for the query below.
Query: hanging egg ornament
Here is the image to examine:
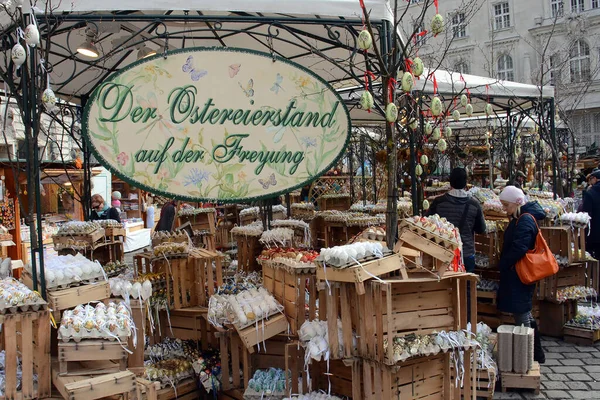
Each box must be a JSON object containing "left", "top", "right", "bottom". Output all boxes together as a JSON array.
[
  {"left": 360, "top": 91, "right": 374, "bottom": 111},
  {"left": 357, "top": 29, "right": 373, "bottom": 50},
  {"left": 413, "top": 57, "right": 424, "bottom": 77},
  {"left": 24, "top": 24, "right": 39, "bottom": 47},
  {"left": 431, "top": 14, "right": 444, "bottom": 35},
  {"left": 432, "top": 127, "right": 441, "bottom": 141},
  {"left": 385, "top": 103, "right": 398, "bottom": 123},
  {"left": 431, "top": 97, "right": 443, "bottom": 117},
  {"left": 401, "top": 71, "right": 414, "bottom": 92},
  {"left": 460, "top": 94, "right": 468, "bottom": 108},
  {"left": 11, "top": 43, "right": 26, "bottom": 67},
  {"left": 452, "top": 110, "right": 461, "bottom": 121},
  {"left": 423, "top": 200, "right": 430, "bottom": 210},
  {"left": 425, "top": 122, "right": 433, "bottom": 135},
  {"left": 437, "top": 138, "right": 448, "bottom": 152},
  {"left": 409, "top": 119, "right": 418, "bottom": 130},
  {"left": 485, "top": 103, "right": 493, "bottom": 117},
  {"left": 466, "top": 103, "right": 473, "bottom": 117},
  {"left": 42, "top": 88, "right": 57, "bottom": 110},
  {"left": 420, "top": 155, "right": 429, "bottom": 165},
  {"left": 415, "top": 164, "right": 423, "bottom": 176},
  {"left": 445, "top": 127, "right": 452, "bottom": 137}
]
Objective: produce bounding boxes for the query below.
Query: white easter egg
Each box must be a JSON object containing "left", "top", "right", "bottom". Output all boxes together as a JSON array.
[
  {"left": 24, "top": 24, "right": 39, "bottom": 47},
  {"left": 460, "top": 94, "right": 468, "bottom": 107},
  {"left": 11, "top": 43, "right": 26, "bottom": 67},
  {"left": 131, "top": 282, "right": 142, "bottom": 299},
  {"left": 42, "top": 88, "right": 57, "bottom": 110},
  {"left": 357, "top": 29, "right": 373, "bottom": 50}
]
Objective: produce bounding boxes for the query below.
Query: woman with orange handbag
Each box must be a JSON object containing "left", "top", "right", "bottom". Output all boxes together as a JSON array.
[{"left": 497, "top": 185, "right": 546, "bottom": 364}]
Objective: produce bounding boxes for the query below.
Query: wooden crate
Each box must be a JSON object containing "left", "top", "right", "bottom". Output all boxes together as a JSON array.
[
  {"left": 234, "top": 313, "right": 289, "bottom": 352},
  {"left": 475, "top": 232, "right": 500, "bottom": 268},
  {"left": 178, "top": 211, "right": 216, "bottom": 233},
  {"left": 262, "top": 264, "right": 317, "bottom": 334},
  {"left": 395, "top": 225, "right": 457, "bottom": 278},
  {"left": 541, "top": 226, "right": 586, "bottom": 264},
  {"left": 500, "top": 361, "right": 540, "bottom": 394},
  {"left": 104, "top": 227, "right": 126, "bottom": 241},
  {"left": 310, "top": 359, "right": 361, "bottom": 399},
  {"left": 137, "top": 377, "right": 201, "bottom": 400},
  {"left": 539, "top": 263, "right": 587, "bottom": 301},
  {"left": 159, "top": 307, "right": 219, "bottom": 350},
  {"left": 58, "top": 340, "right": 128, "bottom": 376},
  {"left": 218, "top": 329, "right": 252, "bottom": 391},
  {"left": 52, "top": 361, "right": 137, "bottom": 400},
  {"left": 322, "top": 221, "right": 364, "bottom": 247},
  {"left": 585, "top": 260, "right": 600, "bottom": 295},
  {"left": 317, "top": 196, "right": 351, "bottom": 211},
  {"left": 452, "top": 366, "right": 496, "bottom": 400},
  {"left": 538, "top": 299, "right": 577, "bottom": 338},
  {"left": 53, "top": 230, "right": 104, "bottom": 248},
  {"left": 359, "top": 274, "right": 475, "bottom": 365},
  {"left": 316, "top": 253, "right": 407, "bottom": 295},
  {"left": 234, "top": 235, "right": 262, "bottom": 272},
  {"left": 563, "top": 326, "right": 600, "bottom": 346},
  {"left": 0, "top": 310, "right": 51, "bottom": 399},
  {"left": 21, "top": 272, "right": 110, "bottom": 319}
]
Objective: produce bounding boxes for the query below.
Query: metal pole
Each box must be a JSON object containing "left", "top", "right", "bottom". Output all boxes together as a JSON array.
[
  {"left": 360, "top": 135, "right": 366, "bottom": 205},
  {"left": 550, "top": 98, "right": 558, "bottom": 198},
  {"left": 349, "top": 141, "right": 355, "bottom": 203},
  {"left": 507, "top": 109, "right": 513, "bottom": 182}
]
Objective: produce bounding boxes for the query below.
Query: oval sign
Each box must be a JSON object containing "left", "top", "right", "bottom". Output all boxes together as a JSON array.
[{"left": 83, "top": 48, "right": 351, "bottom": 202}]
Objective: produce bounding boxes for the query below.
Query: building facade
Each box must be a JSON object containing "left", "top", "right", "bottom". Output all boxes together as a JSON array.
[{"left": 404, "top": 0, "right": 600, "bottom": 150}]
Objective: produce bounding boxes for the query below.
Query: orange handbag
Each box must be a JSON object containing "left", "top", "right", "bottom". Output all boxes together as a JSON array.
[{"left": 515, "top": 213, "right": 559, "bottom": 284}]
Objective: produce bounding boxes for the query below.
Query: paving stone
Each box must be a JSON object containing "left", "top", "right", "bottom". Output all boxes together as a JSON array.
[
  {"left": 570, "top": 391, "right": 596, "bottom": 399},
  {"left": 586, "top": 372, "right": 600, "bottom": 381},
  {"left": 565, "top": 381, "right": 589, "bottom": 390},
  {"left": 542, "top": 340, "right": 560, "bottom": 346},
  {"left": 544, "top": 359, "right": 562, "bottom": 366},
  {"left": 546, "top": 373, "right": 569, "bottom": 381},
  {"left": 545, "top": 353, "right": 563, "bottom": 359},
  {"left": 581, "top": 358, "right": 600, "bottom": 365},
  {"left": 566, "top": 373, "right": 592, "bottom": 381},
  {"left": 574, "top": 346, "right": 596, "bottom": 352},
  {"left": 545, "top": 390, "right": 571, "bottom": 399},
  {"left": 522, "top": 392, "right": 548, "bottom": 399},
  {"left": 569, "top": 353, "right": 599, "bottom": 359},
  {"left": 551, "top": 366, "right": 585, "bottom": 373},
  {"left": 554, "top": 346, "right": 579, "bottom": 353},
  {"left": 582, "top": 365, "right": 600, "bottom": 373},
  {"left": 560, "top": 359, "right": 584, "bottom": 366},
  {"left": 543, "top": 381, "right": 569, "bottom": 390},
  {"left": 493, "top": 392, "right": 526, "bottom": 399},
  {"left": 585, "top": 381, "right": 600, "bottom": 390}
]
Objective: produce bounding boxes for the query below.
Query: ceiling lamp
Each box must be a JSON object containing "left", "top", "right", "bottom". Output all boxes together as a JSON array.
[
  {"left": 137, "top": 45, "right": 157, "bottom": 60},
  {"left": 77, "top": 28, "right": 99, "bottom": 58}
]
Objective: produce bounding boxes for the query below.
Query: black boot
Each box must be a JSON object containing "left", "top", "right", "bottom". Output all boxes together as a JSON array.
[{"left": 531, "top": 320, "right": 545, "bottom": 364}]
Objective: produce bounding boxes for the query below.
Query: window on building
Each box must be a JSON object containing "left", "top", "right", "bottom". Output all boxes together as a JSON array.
[
  {"left": 594, "top": 135, "right": 600, "bottom": 145},
  {"left": 594, "top": 0, "right": 599, "bottom": 9},
  {"left": 571, "top": 0, "right": 584, "bottom": 12},
  {"left": 413, "top": 21, "right": 427, "bottom": 46},
  {"left": 582, "top": 114, "right": 592, "bottom": 133},
  {"left": 454, "top": 61, "right": 470, "bottom": 74},
  {"left": 497, "top": 54, "right": 514, "bottom": 81},
  {"left": 581, "top": 135, "right": 592, "bottom": 147},
  {"left": 593, "top": 113, "right": 600, "bottom": 132},
  {"left": 452, "top": 12, "right": 467, "bottom": 38},
  {"left": 570, "top": 39, "right": 591, "bottom": 83},
  {"left": 549, "top": 54, "right": 561, "bottom": 85},
  {"left": 551, "top": 0, "right": 564, "bottom": 17},
  {"left": 494, "top": 2, "right": 511, "bottom": 30}
]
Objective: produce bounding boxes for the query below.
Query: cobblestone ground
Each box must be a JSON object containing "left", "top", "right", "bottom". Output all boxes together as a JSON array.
[{"left": 493, "top": 337, "right": 600, "bottom": 399}]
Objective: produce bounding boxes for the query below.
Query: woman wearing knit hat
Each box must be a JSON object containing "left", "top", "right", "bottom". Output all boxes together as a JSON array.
[{"left": 497, "top": 185, "right": 546, "bottom": 363}]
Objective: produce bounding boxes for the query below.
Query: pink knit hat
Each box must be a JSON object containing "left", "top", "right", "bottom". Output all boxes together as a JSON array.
[{"left": 499, "top": 185, "right": 525, "bottom": 205}]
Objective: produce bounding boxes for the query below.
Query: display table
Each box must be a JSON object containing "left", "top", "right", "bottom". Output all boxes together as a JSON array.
[{"left": 124, "top": 222, "right": 151, "bottom": 253}]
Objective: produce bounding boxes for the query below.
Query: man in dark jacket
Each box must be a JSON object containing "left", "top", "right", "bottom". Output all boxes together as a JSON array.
[
  {"left": 428, "top": 168, "right": 486, "bottom": 323},
  {"left": 582, "top": 170, "right": 600, "bottom": 259},
  {"left": 428, "top": 168, "right": 486, "bottom": 272},
  {"left": 507, "top": 171, "right": 526, "bottom": 189}
]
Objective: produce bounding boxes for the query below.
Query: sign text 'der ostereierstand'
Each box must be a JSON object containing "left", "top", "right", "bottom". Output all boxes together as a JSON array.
[{"left": 82, "top": 48, "right": 351, "bottom": 202}]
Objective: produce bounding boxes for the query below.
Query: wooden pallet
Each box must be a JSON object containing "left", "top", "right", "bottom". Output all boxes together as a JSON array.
[
  {"left": 563, "top": 326, "right": 600, "bottom": 346},
  {"left": 262, "top": 263, "right": 317, "bottom": 334},
  {"left": 501, "top": 361, "right": 540, "bottom": 394},
  {"left": 58, "top": 340, "right": 128, "bottom": 376},
  {"left": 0, "top": 310, "right": 51, "bottom": 399},
  {"left": 316, "top": 253, "right": 407, "bottom": 295},
  {"left": 137, "top": 377, "right": 201, "bottom": 400},
  {"left": 52, "top": 361, "right": 137, "bottom": 400}
]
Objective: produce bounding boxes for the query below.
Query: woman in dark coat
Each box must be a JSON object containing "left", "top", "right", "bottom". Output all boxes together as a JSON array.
[
  {"left": 156, "top": 200, "right": 177, "bottom": 232},
  {"left": 497, "top": 185, "right": 546, "bottom": 363}
]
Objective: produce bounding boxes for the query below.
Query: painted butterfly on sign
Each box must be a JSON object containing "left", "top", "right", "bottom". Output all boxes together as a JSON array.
[
  {"left": 270, "top": 73, "right": 284, "bottom": 94},
  {"left": 229, "top": 64, "right": 241, "bottom": 78},
  {"left": 182, "top": 56, "right": 208, "bottom": 81},
  {"left": 239, "top": 79, "right": 254, "bottom": 97},
  {"left": 259, "top": 173, "right": 277, "bottom": 189}
]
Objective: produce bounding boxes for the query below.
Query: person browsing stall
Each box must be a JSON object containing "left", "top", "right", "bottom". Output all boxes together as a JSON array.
[
  {"left": 582, "top": 169, "right": 600, "bottom": 259},
  {"left": 497, "top": 185, "right": 546, "bottom": 363}
]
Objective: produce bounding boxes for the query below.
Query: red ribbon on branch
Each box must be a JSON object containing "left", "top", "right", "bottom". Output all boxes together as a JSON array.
[
  {"left": 388, "top": 77, "right": 397, "bottom": 103},
  {"left": 364, "top": 70, "right": 376, "bottom": 91},
  {"left": 459, "top": 73, "right": 471, "bottom": 99},
  {"left": 432, "top": 74, "right": 438, "bottom": 95},
  {"left": 405, "top": 58, "right": 413, "bottom": 75},
  {"left": 486, "top": 84, "right": 490, "bottom": 102},
  {"left": 434, "top": 0, "right": 439, "bottom": 14}
]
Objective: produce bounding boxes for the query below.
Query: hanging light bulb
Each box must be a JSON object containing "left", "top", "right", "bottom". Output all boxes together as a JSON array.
[
  {"left": 77, "top": 28, "right": 99, "bottom": 58},
  {"left": 137, "top": 45, "right": 157, "bottom": 60}
]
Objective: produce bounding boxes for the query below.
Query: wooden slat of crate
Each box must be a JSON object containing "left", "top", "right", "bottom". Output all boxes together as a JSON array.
[
  {"left": 262, "top": 264, "right": 317, "bottom": 334},
  {"left": 235, "top": 314, "right": 289, "bottom": 352},
  {"left": 0, "top": 310, "right": 51, "bottom": 399},
  {"left": 47, "top": 281, "right": 110, "bottom": 318},
  {"left": 178, "top": 211, "right": 216, "bottom": 233},
  {"left": 309, "top": 359, "right": 358, "bottom": 399},
  {"left": 475, "top": 232, "right": 499, "bottom": 267},
  {"left": 162, "top": 307, "right": 219, "bottom": 350},
  {"left": 137, "top": 377, "right": 199, "bottom": 400},
  {"left": 104, "top": 227, "right": 126, "bottom": 240},
  {"left": 316, "top": 254, "right": 407, "bottom": 295},
  {"left": 51, "top": 361, "right": 137, "bottom": 400},
  {"left": 317, "top": 196, "right": 351, "bottom": 211},
  {"left": 564, "top": 326, "right": 600, "bottom": 346},
  {"left": 219, "top": 330, "right": 252, "bottom": 391},
  {"left": 58, "top": 340, "right": 128, "bottom": 376},
  {"left": 53, "top": 230, "right": 104, "bottom": 247},
  {"left": 586, "top": 260, "right": 600, "bottom": 295},
  {"left": 541, "top": 226, "right": 578, "bottom": 264},
  {"left": 397, "top": 229, "right": 455, "bottom": 278},
  {"left": 501, "top": 361, "right": 540, "bottom": 394},
  {"left": 191, "top": 248, "right": 224, "bottom": 307}
]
